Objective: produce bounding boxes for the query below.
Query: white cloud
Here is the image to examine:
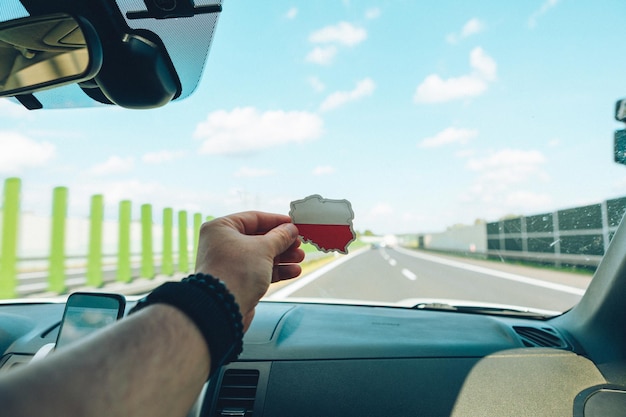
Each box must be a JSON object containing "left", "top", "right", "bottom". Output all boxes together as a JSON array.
[
  {"left": 194, "top": 107, "right": 324, "bottom": 155},
  {"left": 547, "top": 138, "right": 561, "bottom": 147},
  {"left": 0, "top": 100, "right": 33, "bottom": 119},
  {"left": 455, "top": 149, "right": 476, "bottom": 158},
  {"left": 504, "top": 191, "right": 553, "bottom": 210},
  {"left": 312, "top": 165, "right": 335, "bottom": 175},
  {"left": 467, "top": 149, "right": 546, "bottom": 177},
  {"left": 462, "top": 18, "right": 484, "bottom": 37},
  {"left": 306, "top": 21, "right": 367, "bottom": 66},
  {"left": 92, "top": 179, "right": 163, "bottom": 205},
  {"left": 414, "top": 74, "right": 487, "bottom": 103},
  {"left": 90, "top": 156, "right": 135, "bottom": 176},
  {"left": 285, "top": 7, "right": 298, "bottom": 19},
  {"left": 234, "top": 167, "right": 275, "bottom": 178},
  {"left": 470, "top": 47, "right": 497, "bottom": 81},
  {"left": 528, "top": 0, "right": 559, "bottom": 29},
  {"left": 446, "top": 18, "right": 484, "bottom": 44},
  {"left": 308, "top": 76, "right": 326, "bottom": 92},
  {"left": 305, "top": 46, "right": 337, "bottom": 65},
  {"left": 459, "top": 149, "right": 552, "bottom": 215},
  {"left": 365, "top": 8, "right": 381, "bottom": 20},
  {"left": 414, "top": 47, "right": 497, "bottom": 103},
  {"left": 418, "top": 127, "right": 478, "bottom": 148},
  {"left": 612, "top": 176, "right": 626, "bottom": 193},
  {"left": 309, "top": 22, "right": 367, "bottom": 46},
  {"left": 369, "top": 203, "right": 394, "bottom": 216},
  {"left": 320, "top": 78, "right": 375, "bottom": 112},
  {"left": 0, "top": 131, "right": 55, "bottom": 174},
  {"left": 73, "top": 179, "right": 206, "bottom": 216},
  {"left": 142, "top": 150, "right": 186, "bottom": 164},
  {"left": 463, "top": 149, "right": 548, "bottom": 201}
]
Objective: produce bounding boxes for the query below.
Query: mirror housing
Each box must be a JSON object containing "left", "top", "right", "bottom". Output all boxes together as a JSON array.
[
  {"left": 93, "top": 29, "right": 181, "bottom": 109},
  {"left": 616, "top": 99, "right": 626, "bottom": 166},
  {"left": 615, "top": 98, "right": 626, "bottom": 122},
  {"left": 0, "top": 13, "right": 102, "bottom": 97},
  {"left": 615, "top": 129, "right": 626, "bottom": 166}
]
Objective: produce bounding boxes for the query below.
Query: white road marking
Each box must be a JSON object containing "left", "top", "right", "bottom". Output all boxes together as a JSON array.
[
  {"left": 389, "top": 259, "right": 397, "bottom": 266},
  {"left": 394, "top": 247, "right": 585, "bottom": 295},
  {"left": 402, "top": 268, "right": 417, "bottom": 281}
]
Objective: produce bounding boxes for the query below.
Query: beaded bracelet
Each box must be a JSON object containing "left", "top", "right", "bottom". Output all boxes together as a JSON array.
[{"left": 129, "top": 273, "right": 244, "bottom": 378}]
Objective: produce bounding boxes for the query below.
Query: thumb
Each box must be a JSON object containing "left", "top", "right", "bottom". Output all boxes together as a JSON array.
[{"left": 263, "top": 223, "right": 299, "bottom": 256}]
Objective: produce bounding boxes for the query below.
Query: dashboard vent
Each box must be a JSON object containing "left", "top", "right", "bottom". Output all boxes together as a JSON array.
[
  {"left": 213, "top": 369, "right": 260, "bottom": 417},
  {"left": 513, "top": 326, "right": 568, "bottom": 349}
]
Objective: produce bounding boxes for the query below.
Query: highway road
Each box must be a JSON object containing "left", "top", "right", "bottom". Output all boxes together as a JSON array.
[
  {"left": 15, "top": 246, "right": 591, "bottom": 312},
  {"left": 268, "top": 246, "right": 590, "bottom": 313}
]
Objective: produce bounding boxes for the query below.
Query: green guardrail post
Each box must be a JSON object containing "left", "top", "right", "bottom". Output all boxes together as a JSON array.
[
  {"left": 162, "top": 208, "right": 174, "bottom": 276},
  {"left": 178, "top": 210, "right": 189, "bottom": 273},
  {"left": 192, "top": 212, "right": 202, "bottom": 269},
  {"left": 0, "top": 178, "right": 21, "bottom": 298},
  {"left": 49, "top": 186, "right": 68, "bottom": 294},
  {"left": 140, "top": 204, "right": 154, "bottom": 279},
  {"left": 117, "top": 200, "right": 132, "bottom": 283},
  {"left": 86, "top": 195, "right": 104, "bottom": 287}
]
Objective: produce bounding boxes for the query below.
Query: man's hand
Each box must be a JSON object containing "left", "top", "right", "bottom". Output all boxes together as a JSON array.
[
  {"left": 194, "top": 211, "right": 305, "bottom": 331},
  {"left": 0, "top": 212, "right": 305, "bottom": 417}
]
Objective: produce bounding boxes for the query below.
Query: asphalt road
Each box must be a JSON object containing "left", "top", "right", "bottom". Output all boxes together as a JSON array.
[
  {"left": 16, "top": 247, "right": 591, "bottom": 311},
  {"left": 268, "top": 246, "right": 590, "bottom": 313}
]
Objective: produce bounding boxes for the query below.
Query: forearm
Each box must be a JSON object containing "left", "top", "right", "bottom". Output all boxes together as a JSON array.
[{"left": 0, "top": 304, "right": 210, "bottom": 417}]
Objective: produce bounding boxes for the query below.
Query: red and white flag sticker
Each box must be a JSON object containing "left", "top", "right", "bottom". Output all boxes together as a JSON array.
[{"left": 289, "top": 194, "right": 356, "bottom": 254}]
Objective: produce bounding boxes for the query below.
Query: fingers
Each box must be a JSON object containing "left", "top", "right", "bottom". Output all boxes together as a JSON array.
[
  {"left": 276, "top": 249, "right": 305, "bottom": 264},
  {"left": 262, "top": 222, "right": 300, "bottom": 257},
  {"left": 217, "top": 211, "right": 300, "bottom": 257},
  {"left": 275, "top": 239, "right": 304, "bottom": 263},
  {"left": 223, "top": 211, "right": 293, "bottom": 235},
  {"left": 272, "top": 264, "right": 302, "bottom": 283},
  {"left": 196, "top": 211, "right": 304, "bottom": 319}
]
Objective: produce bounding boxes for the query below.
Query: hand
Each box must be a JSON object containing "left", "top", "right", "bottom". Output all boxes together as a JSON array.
[{"left": 194, "top": 211, "right": 304, "bottom": 331}]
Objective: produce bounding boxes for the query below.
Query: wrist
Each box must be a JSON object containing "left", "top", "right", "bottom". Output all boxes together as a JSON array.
[
  {"left": 130, "top": 274, "right": 244, "bottom": 379},
  {"left": 194, "top": 267, "right": 259, "bottom": 315},
  {"left": 138, "top": 303, "right": 212, "bottom": 373}
]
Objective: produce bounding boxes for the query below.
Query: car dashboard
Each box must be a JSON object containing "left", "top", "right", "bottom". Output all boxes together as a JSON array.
[{"left": 0, "top": 299, "right": 619, "bottom": 417}]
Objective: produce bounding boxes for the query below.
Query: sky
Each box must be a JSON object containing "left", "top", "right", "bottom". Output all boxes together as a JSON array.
[{"left": 1, "top": 0, "right": 626, "bottom": 234}]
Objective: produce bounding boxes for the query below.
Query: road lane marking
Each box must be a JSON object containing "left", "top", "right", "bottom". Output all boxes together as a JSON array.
[
  {"left": 402, "top": 268, "right": 417, "bottom": 281},
  {"left": 267, "top": 249, "right": 368, "bottom": 299},
  {"left": 389, "top": 259, "right": 397, "bottom": 266},
  {"left": 394, "top": 247, "right": 585, "bottom": 296}
]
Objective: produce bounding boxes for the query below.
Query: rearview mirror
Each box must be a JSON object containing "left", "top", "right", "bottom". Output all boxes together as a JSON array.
[{"left": 0, "top": 14, "right": 102, "bottom": 97}]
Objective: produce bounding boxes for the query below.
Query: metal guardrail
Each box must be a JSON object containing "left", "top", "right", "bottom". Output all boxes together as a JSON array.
[{"left": 15, "top": 254, "right": 184, "bottom": 297}]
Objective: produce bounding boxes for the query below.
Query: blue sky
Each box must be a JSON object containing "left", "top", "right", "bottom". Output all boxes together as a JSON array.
[{"left": 1, "top": 0, "right": 626, "bottom": 234}]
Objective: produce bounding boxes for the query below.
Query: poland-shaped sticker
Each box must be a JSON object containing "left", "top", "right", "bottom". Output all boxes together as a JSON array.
[{"left": 289, "top": 194, "right": 356, "bottom": 254}]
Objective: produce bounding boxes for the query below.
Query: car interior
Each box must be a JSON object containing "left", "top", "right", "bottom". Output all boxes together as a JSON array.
[{"left": 1, "top": 1, "right": 626, "bottom": 416}]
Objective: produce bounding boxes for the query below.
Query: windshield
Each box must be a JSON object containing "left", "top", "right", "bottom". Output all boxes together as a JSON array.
[{"left": 1, "top": 0, "right": 625, "bottom": 315}]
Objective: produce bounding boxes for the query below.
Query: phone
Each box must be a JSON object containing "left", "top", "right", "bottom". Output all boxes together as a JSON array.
[{"left": 55, "top": 292, "right": 126, "bottom": 349}]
